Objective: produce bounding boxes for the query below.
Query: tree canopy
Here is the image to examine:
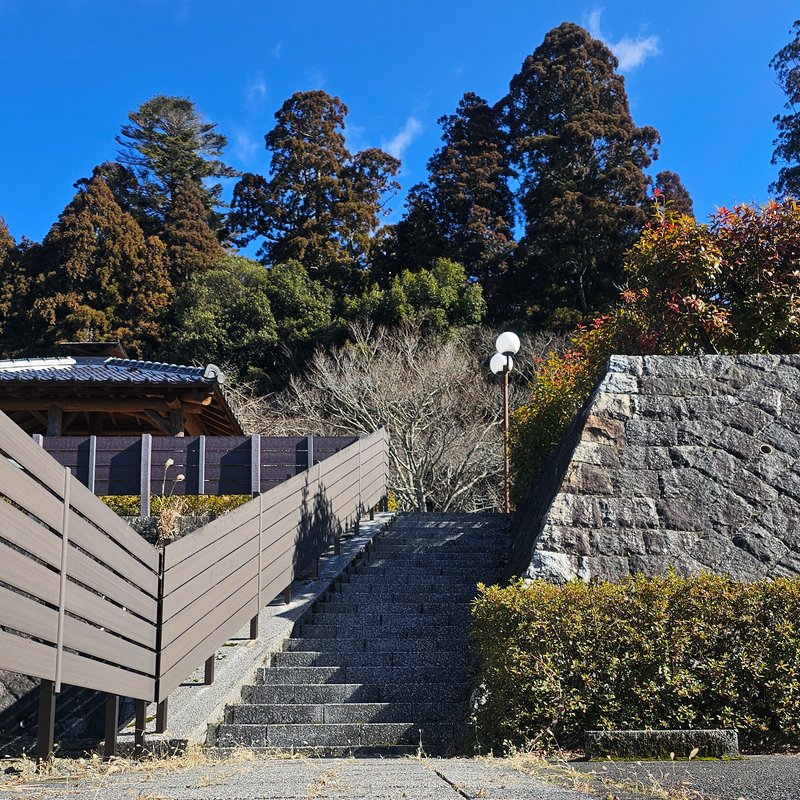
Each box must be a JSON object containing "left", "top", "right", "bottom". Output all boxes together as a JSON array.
[
  {"left": 502, "top": 22, "right": 659, "bottom": 320},
  {"left": 387, "top": 93, "right": 515, "bottom": 303},
  {"left": 114, "top": 95, "right": 238, "bottom": 233},
  {"left": 229, "top": 90, "right": 400, "bottom": 294},
  {"left": 771, "top": 19, "right": 800, "bottom": 196}
]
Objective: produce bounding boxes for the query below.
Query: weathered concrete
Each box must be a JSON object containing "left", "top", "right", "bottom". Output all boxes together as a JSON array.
[{"left": 510, "top": 355, "right": 800, "bottom": 583}]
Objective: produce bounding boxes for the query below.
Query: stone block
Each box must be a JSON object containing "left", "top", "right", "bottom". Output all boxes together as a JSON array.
[
  {"left": 732, "top": 523, "right": 789, "bottom": 567},
  {"left": 625, "top": 419, "right": 677, "bottom": 447},
  {"left": 584, "top": 728, "right": 738, "bottom": 760},
  {"left": 583, "top": 415, "right": 627, "bottom": 445},
  {"left": 633, "top": 395, "right": 689, "bottom": 420},
  {"left": 657, "top": 499, "right": 701, "bottom": 531},
  {"left": 591, "top": 392, "right": 633, "bottom": 420},
  {"left": 547, "top": 494, "right": 601, "bottom": 527},
  {"left": 657, "top": 468, "right": 705, "bottom": 499},
  {"left": 622, "top": 446, "right": 673, "bottom": 470},
  {"left": 608, "top": 355, "right": 643, "bottom": 376},
  {"left": 612, "top": 468, "right": 660, "bottom": 497},
  {"left": 562, "top": 463, "right": 613, "bottom": 496},
  {"left": 597, "top": 497, "right": 659, "bottom": 528},
  {"left": 600, "top": 371, "right": 639, "bottom": 394},
  {"left": 571, "top": 441, "right": 622, "bottom": 468}
]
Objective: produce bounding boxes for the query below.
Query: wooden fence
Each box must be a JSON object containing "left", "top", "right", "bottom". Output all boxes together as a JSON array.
[
  {"left": 0, "top": 412, "right": 388, "bottom": 759},
  {"left": 36, "top": 434, "right": 358, "bottom": 516}
]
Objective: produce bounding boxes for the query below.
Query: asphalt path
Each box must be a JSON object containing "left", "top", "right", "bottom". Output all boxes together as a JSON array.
[{"left": 568, "top": 754, "right": 800, "bottom": 799}]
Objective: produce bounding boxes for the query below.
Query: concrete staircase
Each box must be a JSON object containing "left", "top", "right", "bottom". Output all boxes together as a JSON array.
[{"left": 209, "top": 512, "right": 510, "bottom": 755}]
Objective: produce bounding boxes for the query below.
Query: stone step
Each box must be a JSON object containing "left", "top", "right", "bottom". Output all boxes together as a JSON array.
[
  {"left": 294, "top": 622, "right": 469, "bottom": 639},
  {"left": 329, "top": 589, "right": 480, "bottom": 603},
  {"left": 257, "top": 665, "right": 468, "bottom": 685},
  {"left": 212, "top": 721, "right": 457, "bottom": 750},
  {"left": 339, "top": 572, "right": 493, "bottom": 586},
  {"left": 283, "top": 637, "right": 466, "bottom": 654},
  {"left": 227, "top": 701, "right": 462, "bottom": 725},
  {"left": 272, "top": 650, "right": 471, "bottom": 669},
  {"left": 243, "top": 682, "right": 470, "bottom": 705},
  {"left": 306, "top": 610, "right": 471, "bottom": 625},
  {"left": 312, "top": 599, "right": 466, "bottom": 614}
]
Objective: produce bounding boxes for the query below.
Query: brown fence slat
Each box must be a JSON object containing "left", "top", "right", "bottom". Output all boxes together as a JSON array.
[
  {"left": 0, "top": 629, "right": 57, "bottom": 683},
  {"left": 60, "top": 650, "right": 155, "bottom": 700},
  {"left": 162, "top": 511, "right": 259, "bottom": 596},
  {"left": 159, "top": 575, "right": 259, "bottom": 674},
  {"left": 161, "top": 536, "right": 258, "bottom": 628}
]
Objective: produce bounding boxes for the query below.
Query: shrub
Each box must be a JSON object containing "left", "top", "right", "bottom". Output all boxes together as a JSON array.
[
  {"left": 100, "top": 494, "right": 251, "bottom": 518},
  {"left": 471, "top": 573, "right": 800, "bottom": 752}
]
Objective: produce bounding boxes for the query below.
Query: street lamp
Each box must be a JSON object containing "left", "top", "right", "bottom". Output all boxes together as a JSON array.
[{"left": 490, "top": 331, "right": 520, "bottom": 513}]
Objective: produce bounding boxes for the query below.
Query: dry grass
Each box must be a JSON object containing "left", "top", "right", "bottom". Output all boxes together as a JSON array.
[
  {"left": 0, "top": 742, "right": 306, "bottom": 793},
  {"left": 493, "top": 749, "right": 714, "bottom": 800}
]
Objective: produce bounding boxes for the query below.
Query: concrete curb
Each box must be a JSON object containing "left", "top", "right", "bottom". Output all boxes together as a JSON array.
[
  {"left": 585, "top": 728, "right": 740, "bottom": 760},
  {"left": 115, "top": 513, "right": 395, "bottom": 752}
]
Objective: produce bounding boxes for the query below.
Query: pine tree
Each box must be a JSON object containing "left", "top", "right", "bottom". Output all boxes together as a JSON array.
[
  {"left": 653, "top": 170, "right": 694, "bottom": 217},
  {"left": 389, "top": 93, "right": 516, "bottom": 304},
  {"left": 0, "top": 218, "right": 17, "bottom": 336},
  {"left": 162, "top": 178, "right": 224, "bottom": 286},
  {"left": 771, "top": 19, "right": 800, "bottom": 196},
  {"left": 114, "top": 95, "right": 238, "bottom": 234},
  {"left": 229, "top": 90, "right": 400, "bottom": 294},
  {"left": 503, "top": 22, "right": 659, "bottom": 318},
  {"left": 33, "top": 177, "right": 172, "bottom": 355}
]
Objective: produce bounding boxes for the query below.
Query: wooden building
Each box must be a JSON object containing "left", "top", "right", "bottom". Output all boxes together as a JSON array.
[{"left": 0, "top": 343, "right": 242, "bottom": 436}]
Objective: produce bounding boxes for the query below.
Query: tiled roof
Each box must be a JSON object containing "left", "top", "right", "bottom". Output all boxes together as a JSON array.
[{"left": 0, "top": 357, "right": 225, "bottom": 385}]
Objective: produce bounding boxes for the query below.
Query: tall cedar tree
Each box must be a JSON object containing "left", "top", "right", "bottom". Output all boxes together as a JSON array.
[
  {"left": 503, "top": 22, "right": 659, "bottom": 318},
  {"left": 229, "top": 90, "right": 400, "bottom": 294},
  {"left": 771, "top": 19, "right": 800, "bottom": 196},
  {"left": 32, "top": 177, "right": 171, "bottom": 355},
  {"left": 114, "top": 95, "right": 238, "bottom": 234},
  {"left": 0, "top": 218, "right": 14, "bottom": 318},
  {"left": 388, "top": 93, "right": 516, "bottom": 304},
  {"left": 653, "top": 170, "right": 694, "bottom": 218},
  {"left": 162, "top": 177, "right": 224, "bottom": 286}
]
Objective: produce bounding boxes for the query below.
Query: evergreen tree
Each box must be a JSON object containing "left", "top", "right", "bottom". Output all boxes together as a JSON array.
[
  {"left": 502, "top": 22, "right": 659, "bottom": 319},
  {"left": 162, "top": 177, "right": 224, "bottom": 286},
  {"left": 171, "top": 254, "right": 278, "bottom": 385},
  {"left": 389, "top": 93, "right": 515, "bottom": 302},
  {"left": 33, "top": 177, "right": 172, "bottom": 355},
  {"left": 0, "top": 218, "right": 18, "bottom": 336},
  {"left": 771, "top": 19, "right": 800, "bottom": 196},
  {"left": 229, "top": 90, "right": 400, "bottom": 294},
  {"left": 653, "top": 170, "right": 694, "bottom": 217},
  {"left": 114, "top": 95, "right": 238, "bottom": 233}
]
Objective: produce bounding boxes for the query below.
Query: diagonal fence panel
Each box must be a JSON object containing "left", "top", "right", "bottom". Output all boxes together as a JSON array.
[{"left": 0, "top": 410, "right": 388, "bottom": 754}]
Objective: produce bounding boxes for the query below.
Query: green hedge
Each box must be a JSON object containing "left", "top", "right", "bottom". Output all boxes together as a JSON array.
[
  {"left": 471, "top": 573, "right": 800, "bottom": 752},
  {"left": 100, "top": 494, "right": 251, "bottom": 517}
]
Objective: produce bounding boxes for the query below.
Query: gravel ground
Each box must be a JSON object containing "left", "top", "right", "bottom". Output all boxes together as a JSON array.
[{"left": 568, "top": 754, "right": 800, "bottom": 799}]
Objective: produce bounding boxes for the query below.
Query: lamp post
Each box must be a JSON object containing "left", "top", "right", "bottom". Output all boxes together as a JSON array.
[{"left": 490, "top": 331, "right": 520, "bottom": 513}]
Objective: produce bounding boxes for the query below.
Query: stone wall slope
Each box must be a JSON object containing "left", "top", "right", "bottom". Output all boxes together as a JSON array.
[{"left": 512, "top": 355, "right": 800, "bottom": 583}]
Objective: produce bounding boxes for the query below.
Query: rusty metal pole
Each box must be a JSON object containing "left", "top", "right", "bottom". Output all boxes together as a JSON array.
[{"left": 503, "top": 361, "right": 510, "bottom": 514}]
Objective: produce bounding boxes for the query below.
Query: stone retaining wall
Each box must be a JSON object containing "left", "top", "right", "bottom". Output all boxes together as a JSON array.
[{"left": 512, "top": 355, "right": 800, "bottom": 583}]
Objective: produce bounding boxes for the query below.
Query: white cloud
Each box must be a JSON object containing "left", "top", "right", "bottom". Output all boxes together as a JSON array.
[
  {"left": 247, "top": 77, "right": 268, "bottom": 107},
  {"left": 272, "top": 41, "right": 283, "bottom": 59},
  {"left": 586, "top": 8, "right": 660, "bottom": 71},
  {"left": 232, "top": 130, "right": 261, "bottom": 166},
  {"left": 382, "top": 117, "right": 423, "bottom": 160}
]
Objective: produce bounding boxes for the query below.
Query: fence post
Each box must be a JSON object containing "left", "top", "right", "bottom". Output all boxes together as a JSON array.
[
  {"left": 36, "top": 680, "right": 56, "bottom": 763},
  {"left": 103, "top": 694, "right": 119, "bottom": 759},
  {"left": 251, "top": 434, "right": 261, "bottom": 496},
  {"left": 155, "top": 699, "right": 168, "bottom": 734},
  {"left": 87, "top": 435, "right": 97, "bottom": 493},
  {"left": 306, "top": 435, "right": 314, "bottom": 470},
  {"left": 33, "top": 433, "right": 44, "bottom": 447},
  {"left": 140, "top": 434, "right": 152, "bottom": 518},
  {"left": 54, "top": 468, "right": 71, "bottom": 693},
  {"left": 250, "top": 493, "right": 264, "bottom": 640},
  {"left": 204, "top": 655, "right": 215, "bottom": 685},
  {"left": 198, "top": 436, "right": 206, "bottom": 495}
]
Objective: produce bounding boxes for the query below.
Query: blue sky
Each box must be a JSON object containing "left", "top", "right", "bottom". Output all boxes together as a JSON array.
[{"left": 0, "top": 1, "right": 798, "bottom": 244}]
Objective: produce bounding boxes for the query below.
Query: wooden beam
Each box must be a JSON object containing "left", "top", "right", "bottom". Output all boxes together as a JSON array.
[
  {"left": 168, "top": 409, "right": 184, "bottom": 436},
  {"left": 143, "top": 410, "right": 172, "bottom": 436},
  {"left": 0, "top": 399, "right": 197, "bottom": 413},
  {"left": 46, "top": 406, "right": 62, "bottom": 436}
]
